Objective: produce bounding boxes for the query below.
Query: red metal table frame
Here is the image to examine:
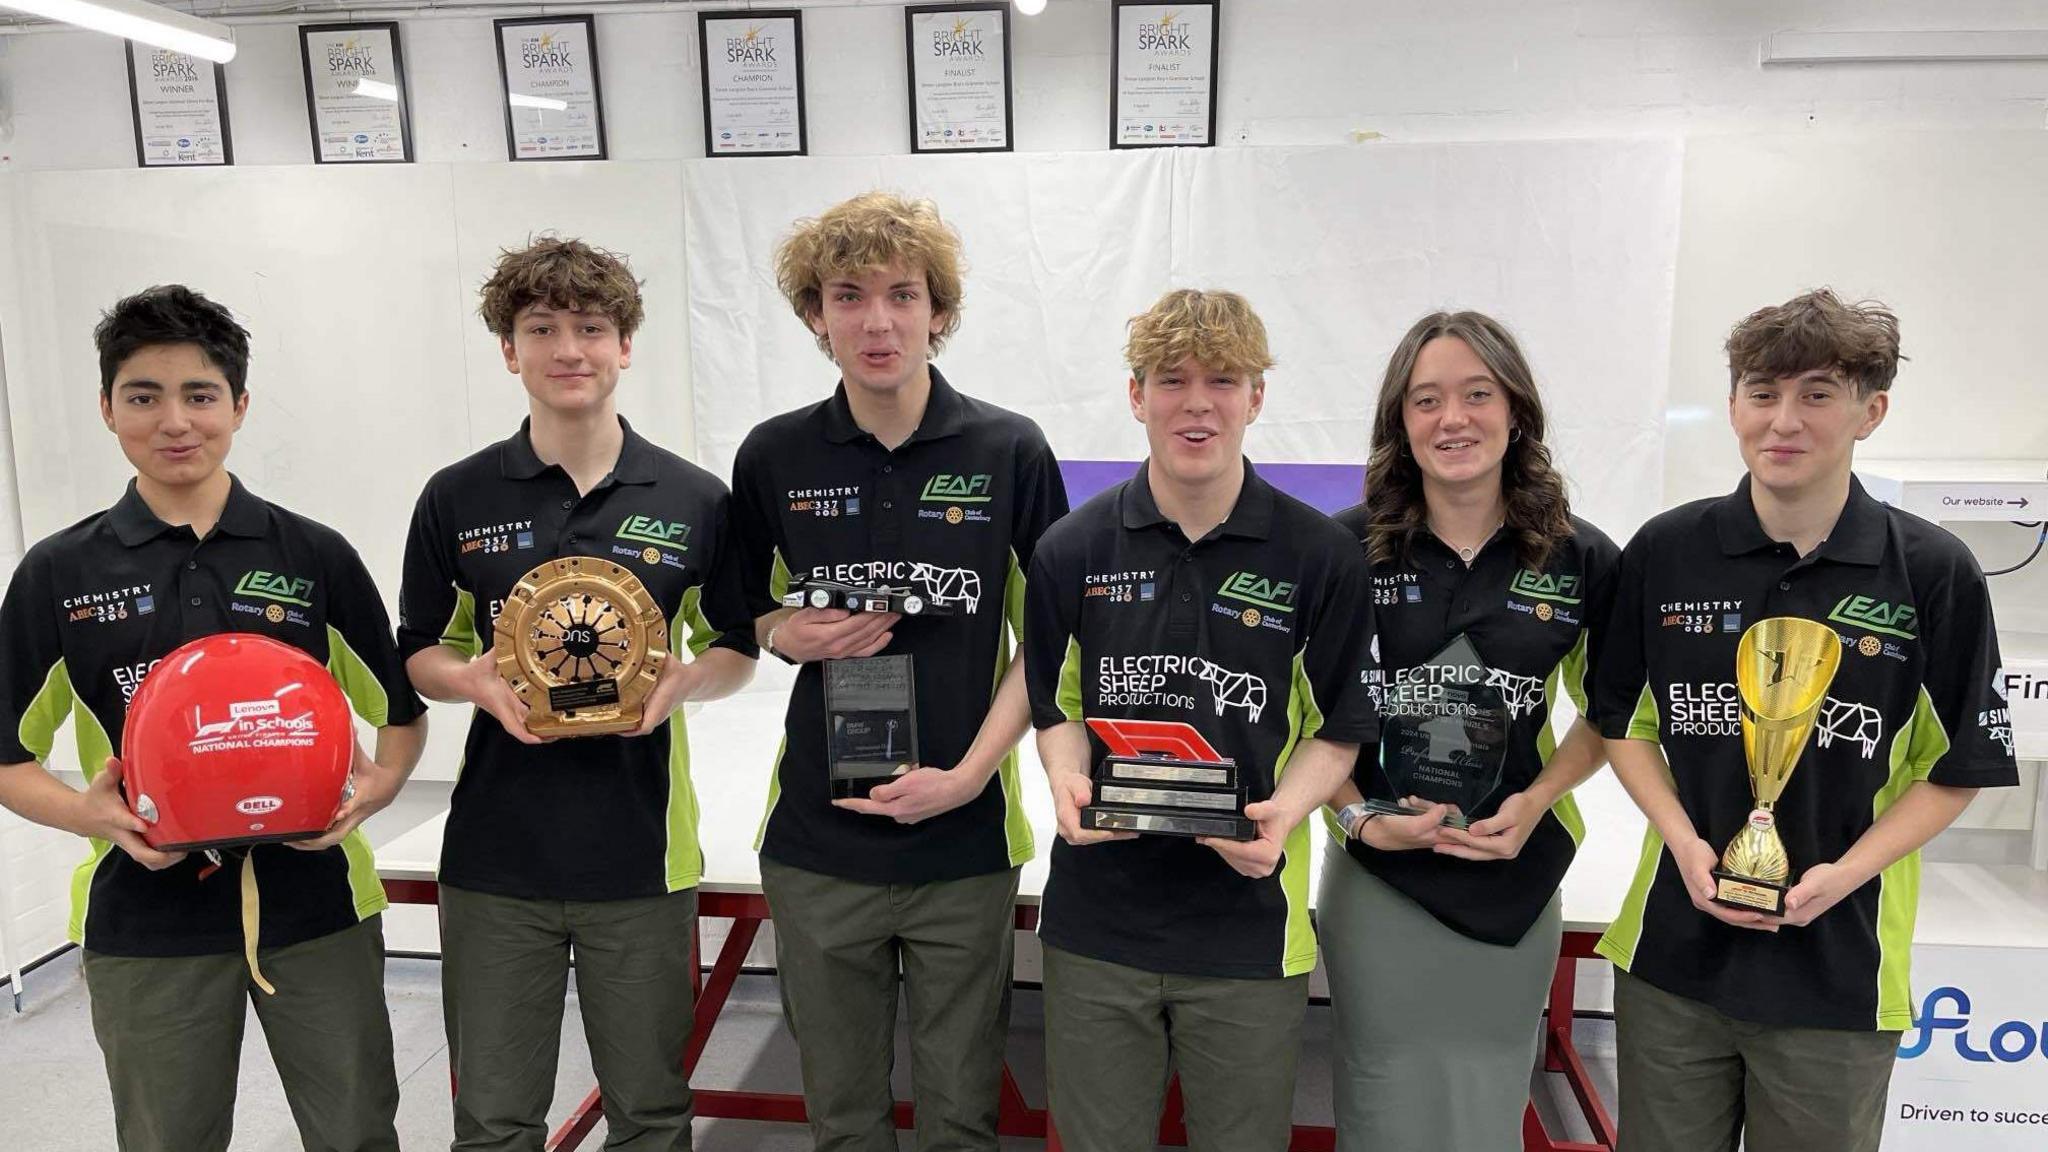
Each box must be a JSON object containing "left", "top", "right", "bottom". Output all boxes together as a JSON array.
[{"left": 382, "top": 880, "right": 1615, "bottom": 1151}]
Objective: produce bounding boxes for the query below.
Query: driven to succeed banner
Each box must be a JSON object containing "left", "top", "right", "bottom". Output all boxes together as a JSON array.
[{"left": 1887, "top": 942, "right": 2048, "bottom": 1149}]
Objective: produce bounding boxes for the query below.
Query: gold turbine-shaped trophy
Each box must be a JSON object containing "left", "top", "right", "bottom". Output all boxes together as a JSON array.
[
  {"left": 494, "top": 557, "right": 668, "bottom": 738},
  {"left": 1710, "top": 616, "right": 1841, "bottom": 915}
]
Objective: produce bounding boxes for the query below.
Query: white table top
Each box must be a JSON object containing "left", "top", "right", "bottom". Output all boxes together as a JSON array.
[{"left": 374, "top": 667, "right": 2048, "bottom": 947}]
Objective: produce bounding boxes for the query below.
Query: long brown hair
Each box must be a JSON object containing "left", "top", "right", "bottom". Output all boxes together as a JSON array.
[{"left": 1363, "top": 311, "right": 1574, "bottom": 571}]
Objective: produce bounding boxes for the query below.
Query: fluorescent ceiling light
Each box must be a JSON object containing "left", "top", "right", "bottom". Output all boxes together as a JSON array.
[
  {"left": 1764, "top": 30, "right": 2048, "bottom": 65},
  {"left": 2, "top": 0, "right": 236, "bottom": 63},
  {"left": 1015, "top": 0, "right": 1046, "bottom": 15},
  {"left": 509, "top": 93, "right": 569, "bottom": 112},
  {"left": 353, "top": 77, "right": 399, "bottom": 102}
]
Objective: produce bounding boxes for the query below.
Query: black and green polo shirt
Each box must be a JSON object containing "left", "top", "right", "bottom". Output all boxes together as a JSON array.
[
  {"left": 0, "top": 476, "right": 424, "bottom": 957},
  {"left": 730, "top": 369, "right": 1067, "bottom": 884},
  {"left": 397, "top": 417, "right": 756, "bottom": 902},
  {"left": 1024, "top": 461, "right": 1377, "bottom": 980},
  {"left": 1329, "top": 507, "right": 1619, "bottom": 947},
  {"left": 1591, "top": 476, "right": 2018, "bottom": 1031}
]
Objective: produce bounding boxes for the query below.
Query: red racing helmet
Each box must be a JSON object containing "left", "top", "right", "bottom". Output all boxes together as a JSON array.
[{"left": 121, "top": 633, "right": 354, "bottom": 851}]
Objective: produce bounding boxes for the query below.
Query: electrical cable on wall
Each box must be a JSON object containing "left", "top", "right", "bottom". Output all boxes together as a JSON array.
[{"left": 1985, "top": 521, "right": 2047, "bottom": 577}]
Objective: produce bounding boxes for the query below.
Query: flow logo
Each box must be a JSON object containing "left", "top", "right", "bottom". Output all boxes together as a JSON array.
[{"left": 1898, "top": 986, "right": 2048, "bottom": 1062}]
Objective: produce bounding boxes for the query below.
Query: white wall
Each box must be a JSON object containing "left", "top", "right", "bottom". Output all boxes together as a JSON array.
[{"left": 7, "top": 1, "right": 2048, "bottom": 170}]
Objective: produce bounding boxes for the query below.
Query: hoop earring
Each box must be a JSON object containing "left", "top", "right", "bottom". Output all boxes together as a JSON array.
[{"left": 1508, "top": 427, "right": 1523, "bottom": 443}]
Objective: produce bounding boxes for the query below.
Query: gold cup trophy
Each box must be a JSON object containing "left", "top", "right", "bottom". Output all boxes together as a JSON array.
[
  {"left": 493, "top": 557, "right": 668, "bottom": 738},
  {"left": 1711, "top": 617, "right": 1842, "bottom": 915}
]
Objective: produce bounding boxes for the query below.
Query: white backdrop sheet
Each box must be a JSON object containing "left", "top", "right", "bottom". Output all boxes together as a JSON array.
[{"left": 685, "top": 140, "right": 1683, "bottom": 538}]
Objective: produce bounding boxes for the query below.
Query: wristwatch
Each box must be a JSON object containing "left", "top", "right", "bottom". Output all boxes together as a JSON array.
[{"left": 1336, "top": 801, "right": 1374, "bottom": 841}]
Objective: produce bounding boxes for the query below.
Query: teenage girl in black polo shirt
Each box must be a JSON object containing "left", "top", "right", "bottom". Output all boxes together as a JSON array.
[{"left": 1321, "top": 311, "right": 1619, "bottom": 1151}]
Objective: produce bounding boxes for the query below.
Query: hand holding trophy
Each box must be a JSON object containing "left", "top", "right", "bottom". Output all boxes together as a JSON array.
[
  {"left": 1711, "top": 617, "right": 1841, "bottom": 916},
  {"left": 493, "top": 557, "right": 669, "bottom": 738}
]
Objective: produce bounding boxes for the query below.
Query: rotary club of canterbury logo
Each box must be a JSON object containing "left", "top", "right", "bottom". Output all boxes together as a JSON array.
[
  {"left": 1240, "top": 608, "right": 1261, "bottom": 628},
  {"left": 1536, "top": 603, "right": 1554, "bottom": 622},
  {"left": 264, "top": 604, "right": 285, "bottom": 624},
  {"left": 1858, "top": 635, "right": 1882, "bottom": 657},
  {"left": 642, "top": 546, "right": 661, "bottom": 566},
  {"left": 946, "top": 507, "right": 965, "bottom": 524}
]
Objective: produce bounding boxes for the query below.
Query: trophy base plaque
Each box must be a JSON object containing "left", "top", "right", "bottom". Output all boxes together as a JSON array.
[
  {"left": 825, "top": 655, "right": 919, "bottom": 800},
  {"left": 1710, "top": 871, "right": 1788, "bottom": 916},
  {"left": 1083, "top": 753, "right": 1254, "bottom": 841},
  {"left": 1361, "top": 796, "right": 1473, "bottom": 830}
]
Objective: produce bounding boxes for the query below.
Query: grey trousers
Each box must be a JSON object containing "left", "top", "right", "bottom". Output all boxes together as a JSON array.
[
  {"left": 440, "top": 884, "right": 700, "bottom": 1152},
  {"left": 1613, "top": 969, "right": 1900, "bottom": 1152},
  {"left": 1318, "top": 842, "right": 1561, "bottom": 1152},
  {"left": 759, "top": 857, "right": 1021, "bottom": 1152},
  {"left": 1042, "top": 942, "right": 1310, "bottom": 1152},
  {"left": 82, "top": 916, "right": 399, "bottom": 1152}
]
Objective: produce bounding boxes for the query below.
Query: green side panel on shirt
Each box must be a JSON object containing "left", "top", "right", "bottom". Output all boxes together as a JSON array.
[
  {"left": 770, "top": 548, "right": 792, "bottom": 603},
  {"left": 1594, "top": 821, "right": 1668, "bottom": 973},
  {"left": 441, "top": 588, "right": 481, "bottom": 659},
  {"left": 18, "top": 658, "right": 74, "bottom": 762},
  {"left": 1055, "top": 636, "right": 1084, "bottom": 723},
  {"left": 997, "top": 550, "right": 1033, "bottom": 867},
  {"left": 1625, "top": 683, "right": 1662, "bottom": 744},
  {"left": 51, "top": 670, "right": 118, "bottom": 948},
  {"left": 325, "top": 625, "right": 392, "bottom": 726},
  {"left": 1276, "top": 647, "right": 1319, "bottom": 978},
  {"left": 754, "top": 736, "right": 788, "bottom": 852},
  {"left": 1873, "top": 684, "right": 1948, "bottom": 1030},
  {"left": 678, "top": 584, "right": 718, "bottom": 659},
  {"left": 341, "top": 828, "right": 387, "bottom": 921},
  {"left": 1540, "top": 650, "right": 1586, "bottom": 845},
  {"left": 666, "top": 600, "right": 706, "bottom": 890}
]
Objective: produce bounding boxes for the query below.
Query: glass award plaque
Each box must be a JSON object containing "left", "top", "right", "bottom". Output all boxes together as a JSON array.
[
  {"left": 824, "top": 654, "right": 919, "bottom": 798},
  {"left": 494, "top": 556, "right": 667, "bottom": 737},
  {"left": 1367, "top": 633, "right": 1510, "bottom": 829}
]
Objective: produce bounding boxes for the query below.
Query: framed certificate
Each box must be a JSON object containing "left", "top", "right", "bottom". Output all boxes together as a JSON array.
[
  {"left": 495, "top": 15, "right": 608, "bottom": 161},
  {"left": 1110, "top": 0, "right": 1220, "bottom": 148},
  {"left": 905, "top": 4, "right": 1013, "bottom": 154},
  {"left": 125, "top": 44, "right": 232, "bottom": 167},
  {"left": 298, "top": 22, "right": 414, "bottom": 164},
  {"left": 699, "top": 9, "right": 807, "bottom": 157}
]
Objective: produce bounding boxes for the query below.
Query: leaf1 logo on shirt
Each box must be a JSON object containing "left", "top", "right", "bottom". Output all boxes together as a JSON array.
[
  {"left": 1217, "top": 571, "right": 1296, "bottom": 614},
  {"left": 234, "top": 570, "right": 315, "bottom": 607},
  {"left": 1509, "top": 569, "right": 1582, "bottom": 604},
  {"left": 921, "top": 474, "right": 994, "bottom": 503},
  {"left": 615, "top": 515, "right": 692, "bottom": 551},
  {"left": 1828, "top": 594, "right": 1918, "bottom": 640}
]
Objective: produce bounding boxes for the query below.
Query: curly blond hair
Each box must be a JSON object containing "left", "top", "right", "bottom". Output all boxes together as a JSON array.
[
  {"left": 775, "top": 192, "right": 966, "bottom": 357},
  {"left": 478, "top": 236, "right": 645, "bottom": 338},
  {"left": 1124, "top": 289, "right": 1276, "bottom": 383}
]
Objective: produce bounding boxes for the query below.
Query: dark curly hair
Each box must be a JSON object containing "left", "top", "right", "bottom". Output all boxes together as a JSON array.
[
  {"left": 94, "top": 285, "right": 251, "bottom": 400},
  {"left": 1725, "top": 288, "right": 1902, "bottom": 397},
  {"left": 479, "top": 235, "right": 645, "bottom": 339},
  {"left": 1363, "top": 311, "right": 1575, "bottom": 572}
]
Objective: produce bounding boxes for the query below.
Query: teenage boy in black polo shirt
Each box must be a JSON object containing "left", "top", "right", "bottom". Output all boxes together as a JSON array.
[
  {"left": 1591, "top": 290, "right": 2018, "bottom": 1152},
  {"left": 1022, "top": 289, "right": 1376, "bottom": 1152},
  {"left": 400, "top": 238, "right": 757, "bottom": 1152},
  {"left": 730, "top": 192, "right": 1067, "bottom": 1151},
  {"left": 0, "top": 285, "right": 428, "bottom": 1152}
]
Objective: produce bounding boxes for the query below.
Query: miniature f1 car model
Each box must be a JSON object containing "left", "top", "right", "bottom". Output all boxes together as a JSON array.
[{"left": 782, "top": 577, "right": 952, "bottom": 616}]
